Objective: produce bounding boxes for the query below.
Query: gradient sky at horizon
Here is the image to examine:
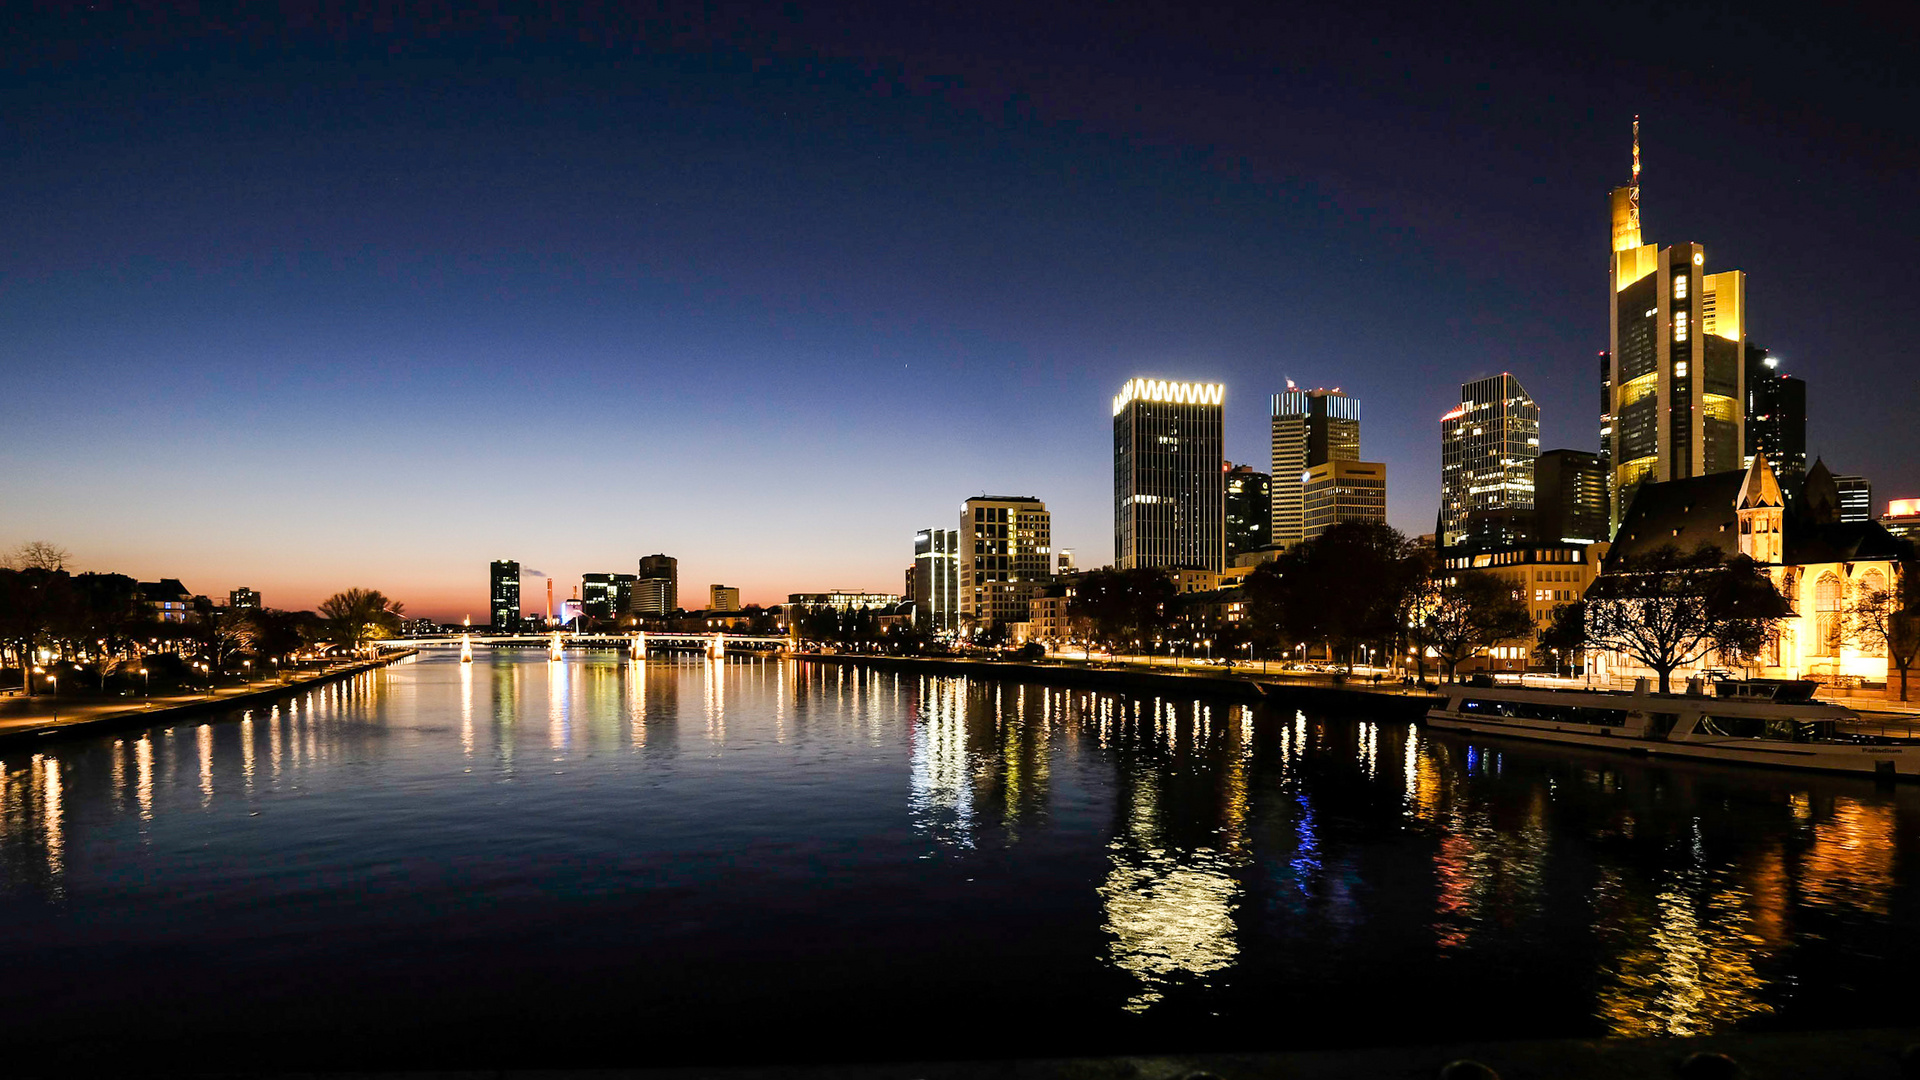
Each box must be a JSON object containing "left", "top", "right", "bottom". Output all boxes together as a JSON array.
[{"left": 4, "top": 4, "right": 1916, "bottom": 620}]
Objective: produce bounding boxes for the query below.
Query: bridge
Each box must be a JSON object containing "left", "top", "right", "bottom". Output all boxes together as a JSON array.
[{"left": 388, "top": 632, "right": 791, "bottom": 659}]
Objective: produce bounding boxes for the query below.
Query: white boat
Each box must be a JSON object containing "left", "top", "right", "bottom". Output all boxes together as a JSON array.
[{"left": 1424, "top": 680, "right": 1919, "bottom": 779}]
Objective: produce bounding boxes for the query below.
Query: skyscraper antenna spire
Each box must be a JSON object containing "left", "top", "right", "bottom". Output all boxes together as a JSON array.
[{"left": 1629, "top": 115, "right": 1641, "bottom": 233}]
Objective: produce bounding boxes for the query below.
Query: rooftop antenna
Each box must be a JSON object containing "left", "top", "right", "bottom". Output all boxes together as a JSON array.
[{"left": 1629, "top": 115, "right": 1641, "bottom": 234}]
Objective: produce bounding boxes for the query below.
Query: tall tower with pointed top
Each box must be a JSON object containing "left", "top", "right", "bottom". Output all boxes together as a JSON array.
[{"left": 1606, "top": 118, "right": 1746, "bottom": 531}]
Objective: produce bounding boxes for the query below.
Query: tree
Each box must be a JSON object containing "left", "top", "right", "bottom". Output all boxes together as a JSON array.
[
  {"left": 1069, "top": 568, "right": 1175, "bottom": 653},
  {"left": 0, "top": 567, "right": 73, "bottom": 696},
  {"left": 199, "top": 607, "right": 260, "bottom": 673},
  {"left": 318, "top": 588, "right": 405, "bottom": 654},
  {"left": 1245, "top": 521, "right": 1421, "bottom": 672},
  {"left": 1407, "top": 570, "right": 1536, "bottom": 682},
  {"left": 1850, "top": 564, "right": 1920, "bottom": 702},
  {"left": 1538, "top": 600, "right": 1589, "bottom": 675},
  {"left": 5, "top": 541, "right": 71, "bottom": 572},
  {"left": 1582, "top": 546, "right": 1791, "bottom": 694}
]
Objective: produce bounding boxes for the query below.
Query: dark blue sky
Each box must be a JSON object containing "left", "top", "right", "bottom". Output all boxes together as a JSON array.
[{"left": 5, "top": 3, "right": 1915, "bottom": 616}]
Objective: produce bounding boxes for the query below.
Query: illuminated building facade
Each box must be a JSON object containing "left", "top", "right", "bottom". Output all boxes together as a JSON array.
[
  {"left": 1304, "top": 459, "right": 1387, "bottom": 540},
  {"left": 228, "top": 587, "right": 260, "bottom": 610},
  {"left": 1882, "top": 499, "right": 1920, "bottom": 540},
  {"left": 1607, "top": 121, "right": 1745, "bottom": 528},
  {"left": 913, "top": 527, "right": 959, "bottom": 632},
  {"left": 1113, "top": 377, "right": 1225, "bottom": 572},
  {"left": 787, "top": 591, "right": 900, "bottom": 612},
  {"left": 1439, "top": 374, "right": 1539, "bottom": 549},
  {"left": 1269, "top": 386, "right": 1360, "bottom": 547},
  {"left": 581, "top": 573, "right": 636, "bottom": 620},
  {"left": 709, "top": 585, "right": 741, "bottom": 613},
  {"left": 1836, "top": 475, "right": 1873, "bottom": 524},
  {"left": 962, "top": 496, "right": 1052, "bottom": 631},
  {"left": 636, "top": 554, "right": 678, "bottom": 615},
  {"left": 489, "top": 560, "right": 520, "bottom": 630},
  {"left": 1535, "top": 449, "right": 1611, "bottom": 544},
  {"left": 1441, "top": 541, "right": 1606, "bottom": 673},
  {"left": 1744, "top": 343, "right": 1806, "bottom": 498},
  {"left": 1223, "top": 464, "right": 1271, "bottom": 558}
]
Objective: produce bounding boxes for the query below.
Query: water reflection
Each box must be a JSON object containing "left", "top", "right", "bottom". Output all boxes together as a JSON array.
[{"left": 0, "top": 654, "right": 1911, "bottom": 1055}]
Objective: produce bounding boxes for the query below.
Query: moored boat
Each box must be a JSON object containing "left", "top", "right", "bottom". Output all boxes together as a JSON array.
[{"left": 1425, "top": 680, "right": 1918, "bottom": 779}]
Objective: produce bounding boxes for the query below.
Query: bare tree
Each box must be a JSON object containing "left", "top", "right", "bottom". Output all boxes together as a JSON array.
[
  {"left": 200, "top": 608, "right": 260, "bottom": 673},
  {"left": 1407, "top": 570, "right": 1536, "bottom": 682},
  {"left": 1583, "top": 546, "right": 1791, "bottom": 694},
  {"left": 6, "top": 541, "right": 71, "bottom": 572},
  {"left": 1851, "top": 565, "right": 1920, "bottom": 702}
]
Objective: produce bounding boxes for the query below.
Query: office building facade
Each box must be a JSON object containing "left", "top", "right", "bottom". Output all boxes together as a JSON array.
[
  {"left": 1223, "top": 464, "right": 1271, "bottom": 559},
  {"left": 1745, "top": 343, "right": 1807, "bottom": 498},
  {"left": 710, "top": 585, "right": 742, "bottom": 613},
  {"left": 913, "top": 527, "right": 960, "bottom": 632},
  {"left": 1114, "top": 378, "right": 1225, "bottom": 571},
  {"left": 1836, "top": 475, "right": 1873, "bottom": 524},
  {"left": 962, "top": 496, "right": 1052, "bottom": 630},
  {"left": 228, "top": 587, "right": 260, "bottom": 610},
  {"left": 1270, "top": 386, "right": 1360, "bottom": 547},
  {"left": 489, "top": 560, "right": 520, "bottom": 630},
  {"left": 1304, "top": 460, "right": 1387, "bottom": 539},
  {"left": 637, "top": 554, "right": 678, "bottom": 615},
  {"left": 1534, "top": 449, "right": 1611, "bottom": 545},
  {"left": 582, "top": 573, "right": 636, "bottom": 620},
  {"left": 1439, "top": 374, "right": 1539, "bottom": 549},
  {"left": 1606, "top": 121, "right": 1745, "bottom": 527}
]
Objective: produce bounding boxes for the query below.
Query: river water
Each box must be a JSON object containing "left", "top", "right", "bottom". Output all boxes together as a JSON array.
[{"left": 1, "top": 651, "right": 1915, "bottom": 1068}]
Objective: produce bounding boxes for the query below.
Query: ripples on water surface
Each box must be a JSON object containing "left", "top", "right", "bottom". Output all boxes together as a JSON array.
[{"left": 1, "top": 652, "right": 1915, "bottom": 1067}]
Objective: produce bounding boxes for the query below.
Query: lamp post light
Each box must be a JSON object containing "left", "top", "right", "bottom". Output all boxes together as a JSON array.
[{"left": 140, "top": 667, "right": 149, "bottom": 699}]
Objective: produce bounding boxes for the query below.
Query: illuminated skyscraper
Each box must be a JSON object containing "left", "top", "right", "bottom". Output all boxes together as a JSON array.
[
  {"left": 636, "top": 554, "right": 678, "bottom": 615},
  {"left": 1223, "top": 463, "right": 1271, "bottom": 558},
  {"left": 1835, "top": 475, "right": 1873, "bottom": 524},
  {"left": 1304, "top": 459, "right": 1387, "bottom": 539},
  {"left": 961, "top": 497, "right": 1051, "bottom": 631},
  {"left": 1439, "top": 373, "right": 1539, "bottom": 549},
  {"left": 1744, "top": 342, "right": 1807, "bottom": 498},
  {"left": 1534, "top": 449, "right": 1611, "bottom": 544},
  {"left": 913, "top": 527, "right": 960, "bottom": 632},
  {"left": 1114, "top": 378, "right": 1225, "bottom": 571},
  {"left": 489, "top": 560, "right": 520, "bottom": 630},
  {"left": 1269, "top": 385, "right": 1359, "bottom": 547},
  {"left": 1606, "top": 118, "right": 1745, "bottom": 528}
]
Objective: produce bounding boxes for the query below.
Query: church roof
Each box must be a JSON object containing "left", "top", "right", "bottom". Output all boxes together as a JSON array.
[
  {"left": 1737, "top": 454, "right": 1785, "bottom": 509},
  {"left": 1607, "top": 469, "right": 1914, "bottom": 570}
]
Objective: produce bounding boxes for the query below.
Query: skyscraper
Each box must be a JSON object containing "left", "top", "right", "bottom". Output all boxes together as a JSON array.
[
  {"left": 1606, "top": 119, "right": 1746, "bottom": 528},
  {"left": 913, "top": 527, "right": 960, "bottom": 632},
  {"left": 1304, "top": 460, "right": 1387, "bottom": 539},
  {"left": 1534, "top": 449, "right": 1611, "bottom": 544},
  {"left": 1438, "top": 374, "right": 1539, "bottom": 549},
  {"left": 489, "top": 560, "right": 520, "bottom": 630},
  {"left": 581, "top": 573, "right": 636, "bottom": 620},
  {"left": 1223, "top": 463, "right": 1271, "bottom": 558},
  {"left": 636, "top": 554, "right": 678, "bottom": 615},
  {"left": 1114, "top": 377, "right": 1225, "bottom": 572},
  {"left": 1744, "top": 342, "right": 1807, "bottom": 499},
  {"left": 1270, "top": 386, "right": 1360, "bottom": 548},
  {"left": 961, "top": 496, "right": 1051, "bottom": 631},
  {"left": 709, "top": 585, "right": 742, "bottom": 612}
]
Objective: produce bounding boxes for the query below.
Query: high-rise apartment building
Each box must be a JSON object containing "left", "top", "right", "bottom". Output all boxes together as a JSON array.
[
  {"left": 489, "top": 560, "right": 520, "bottom": 630},
  {"left": 635, "top": 554, "right": 678, "bottom": 615},
  {"left": 961, "top": 496, "right": 1051, "bottom": 631},
  {"left": 1744, "top": 343, "right": 1807, "bottom": 499},
  {"left": 228, "top": 587, "right": 260, "bottom": 610},
  {"left": 1606, "top": 119, "right": 1745, "bottom": 528},
  {"left": 1439, "top": 374, "right": 1539, "bottom": 549},
  {"left": 1270, "top": 386, "right": 1361, "bottom": 547},
  {"left": 709, "top": 585, "right": 741, "bottom": 612},
  {"left": 1223, "top": 464, "right": 1271, "bottom": 558},
  {"left": 913, "top": 527, "right": 959, "bottom": 632},
  {"left": 1534, "top": 449, "right": 1611, "bottom": 544},
  {"left": 1835, "top": 475, "right": 1873, "bottom": 524},
  {"left": 1114, "top": 378, "right": 1225, "bottom": 572},
  {"left": 1304, "top": 460, "right": 1387, "bottom": 539}
]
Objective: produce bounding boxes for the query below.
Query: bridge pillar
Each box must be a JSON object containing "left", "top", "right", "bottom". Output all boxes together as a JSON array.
[
  {"left": 549, "top": 632, "right": 563, "bottom": 661},
  {"left": 709, "top": 633, "right": 726, "bottom": 660},
  {"left": 631, "top": 632, "right": 647, "bottom": 659}
]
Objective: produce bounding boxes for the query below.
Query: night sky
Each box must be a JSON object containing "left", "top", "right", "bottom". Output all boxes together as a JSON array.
[{"left": 5, "top": 3, "right": 1915, "bottom": 619}]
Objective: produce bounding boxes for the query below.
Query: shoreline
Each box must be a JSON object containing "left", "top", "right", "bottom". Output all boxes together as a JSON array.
[
  {"left": 792, "top": 652, "right": 1443, "bottom": 718},
  {"left": 0, "top": 649, "right": 420, "bottom": 751}
]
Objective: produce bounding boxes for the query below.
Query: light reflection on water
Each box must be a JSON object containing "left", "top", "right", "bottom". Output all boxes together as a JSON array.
[{"left": 0, "top": 652, "right": 1912, "bottom": 1066}]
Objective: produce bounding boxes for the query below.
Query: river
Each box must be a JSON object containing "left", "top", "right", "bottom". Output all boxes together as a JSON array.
[{"left": 1, "top": 650, "right": 1914, "bottom": 1068}]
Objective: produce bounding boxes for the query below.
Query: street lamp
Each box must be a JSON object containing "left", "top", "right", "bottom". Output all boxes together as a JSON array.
[{"left": 140, "top": 667, "right": 149, "bottom": 698}]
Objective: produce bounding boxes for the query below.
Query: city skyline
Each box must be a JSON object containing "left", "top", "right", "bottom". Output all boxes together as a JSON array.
[{"left": 5, "top": 7, "right": 1916, "bottom": 620}]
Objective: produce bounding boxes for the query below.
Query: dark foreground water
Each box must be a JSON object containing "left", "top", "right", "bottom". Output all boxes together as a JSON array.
[{"left": 2, "top": 651, "right": 1916, "bottom": 1068}]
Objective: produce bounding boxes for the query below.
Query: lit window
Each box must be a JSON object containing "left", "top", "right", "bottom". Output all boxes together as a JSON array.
[
  {"left": 1673, "top": 275, "right": 1687, "bottom": 300},
  {"left": 1674, "top": 312, "right": 1688, "bottom": 342}
]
